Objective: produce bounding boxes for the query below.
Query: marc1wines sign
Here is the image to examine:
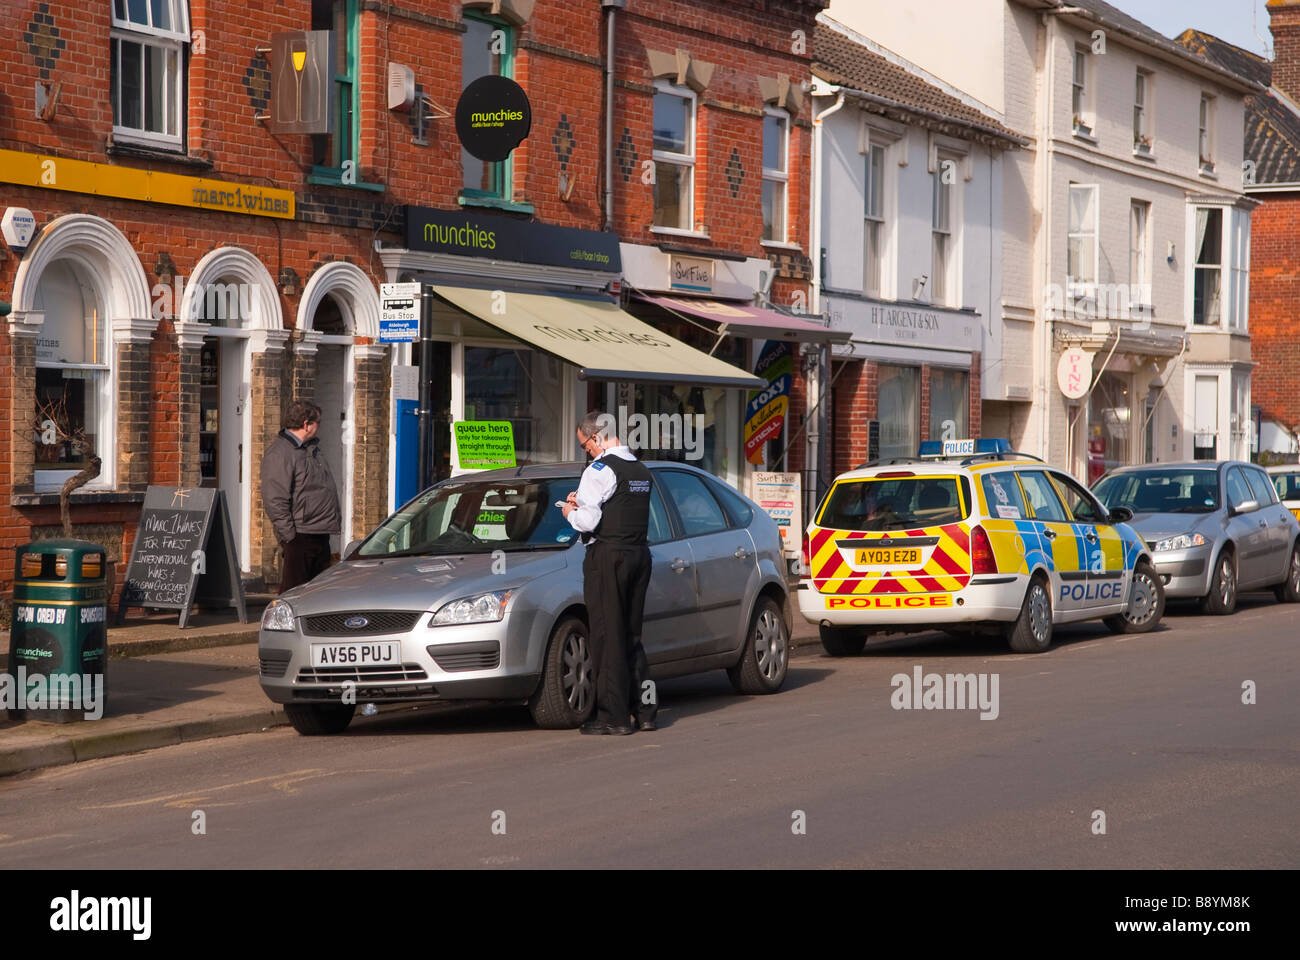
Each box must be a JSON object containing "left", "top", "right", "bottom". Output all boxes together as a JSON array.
[{"left": 455, "top": 75, "right": 532, "bottom": 162}]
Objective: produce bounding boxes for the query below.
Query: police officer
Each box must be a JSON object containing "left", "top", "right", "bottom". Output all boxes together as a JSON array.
[{"left": 562, "top": 410, "right": 657, "bottom": 735}]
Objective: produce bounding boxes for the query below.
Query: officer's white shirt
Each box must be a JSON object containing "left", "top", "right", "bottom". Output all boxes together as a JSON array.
[{"left": 567, "top": 445, "right": 636, "bottom": 534}]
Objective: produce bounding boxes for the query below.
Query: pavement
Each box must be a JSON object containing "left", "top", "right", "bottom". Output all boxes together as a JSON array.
[{"left": 0, "top": 600, "right": 824, "bottom": 778}]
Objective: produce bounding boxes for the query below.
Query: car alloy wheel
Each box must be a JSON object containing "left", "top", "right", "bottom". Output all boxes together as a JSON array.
[
  {"left": 561, "top": 627, "right": 593, "bottom": 716},
  {"left": 753, "top": 605, "right": 787, "bottom": 683},
  {"left": 1217, "top": 555, "right": 1235, "bottom": 608},
  {"left": 1289, "top": 549, "right": 1300, "bottom": 596},
  {"left": 1029, "top": 582, "right": 1051, "bottom": 644}
]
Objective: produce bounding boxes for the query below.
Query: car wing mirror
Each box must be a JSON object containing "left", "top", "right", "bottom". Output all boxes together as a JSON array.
[
  {"left": 1231, "top": 499, "right": 1258, "bottom": 516},
  {"left": 342, "top": 539, "right": 363, "bottom": 560},
  {"left": 1107, "top": 506, "right": 1133, "bottom": 524}
]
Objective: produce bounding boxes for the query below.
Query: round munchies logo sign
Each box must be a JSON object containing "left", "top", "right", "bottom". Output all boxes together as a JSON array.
[{"left": 455, "top": 75, "right": 533, "bottom": 162}]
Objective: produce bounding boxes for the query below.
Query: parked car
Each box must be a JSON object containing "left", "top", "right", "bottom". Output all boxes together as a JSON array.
[
  {"left": 799, "top": 439, "right": 1163, "bottom": 655},
  {"left": 258, "top": 462, "right": 791, "bottom": 735},
  {"left": 1266, "top": 463, "right": 1300, "bottom": 522},
  {"left": 1092, "top": 461, "right": 1300, "bottom": 615}
]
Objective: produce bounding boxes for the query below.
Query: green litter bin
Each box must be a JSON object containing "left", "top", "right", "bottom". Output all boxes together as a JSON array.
[{"left": 7, "top": 540, "right": 109, "bottom": 723}]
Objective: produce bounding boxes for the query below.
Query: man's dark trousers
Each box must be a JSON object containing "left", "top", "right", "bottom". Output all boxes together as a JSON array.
[
  {"left": 280, "top": 533, "right": 332, "bottom": 594},
  {"left": 583, "top": 540, "right": 655, "bottom": 727}
]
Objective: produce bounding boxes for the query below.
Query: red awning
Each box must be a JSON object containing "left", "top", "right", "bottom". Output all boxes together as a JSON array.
[{"left": 634, "top": 295, "right": 851, "bottom": 344}]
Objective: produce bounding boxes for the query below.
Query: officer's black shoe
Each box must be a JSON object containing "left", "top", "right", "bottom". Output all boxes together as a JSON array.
[
  {"left": 579, "top": 721, "right": 610, "bottom": 735},
  {"left": 635, "top": 718, "right": 658, "bottom": 732},
  {"left": 606, "top": 724, "right": 635, "bottom": 735}
]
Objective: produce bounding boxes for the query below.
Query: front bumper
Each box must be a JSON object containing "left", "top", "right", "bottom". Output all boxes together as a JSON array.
[
  {"left": 1148, "top": 544, "right": 1213, "bottom": 598},
  {"left": 797, "top": 576, "right": 1026, "bottom": 627},
  {"left": 257, "top": 616, "right": 540, "bottom": 705}
]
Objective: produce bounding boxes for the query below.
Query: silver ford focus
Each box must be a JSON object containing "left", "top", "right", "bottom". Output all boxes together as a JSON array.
[
  {"left": 1092, "top": 461, "right": 1300, "bottom": 615},
  {"left": 258, "top": 462, "right": 791, "bottom": 735}
]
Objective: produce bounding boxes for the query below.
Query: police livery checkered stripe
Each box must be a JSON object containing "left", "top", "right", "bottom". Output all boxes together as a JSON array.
[{"left": 809, "top": 523, "right": 971, "bottom": 594}]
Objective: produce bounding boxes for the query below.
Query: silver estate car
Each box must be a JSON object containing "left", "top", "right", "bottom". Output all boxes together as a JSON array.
[
  {"left": 1092, "top": 461, "right": 1300, "bottom": 615},
  {"left": 258, "top": 462, "right": 791, "bottom": 735}
]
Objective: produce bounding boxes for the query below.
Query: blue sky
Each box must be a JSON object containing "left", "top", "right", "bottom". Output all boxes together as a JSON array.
[{"left": 1112, "top": 0, "right": 1273, "bottom": 58}]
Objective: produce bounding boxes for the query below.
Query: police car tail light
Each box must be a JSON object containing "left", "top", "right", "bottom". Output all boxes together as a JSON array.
[
  {"left": 970, "top": 524, "right": 998, "bottom": 575},
  {"left": 800, "top": 532, "right": 811, "bottom": 578}
]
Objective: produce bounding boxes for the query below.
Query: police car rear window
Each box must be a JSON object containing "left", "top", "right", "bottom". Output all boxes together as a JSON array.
[
  {"left": 1273, "top": 472, "right": 1300, "bottom": 501},
  {"left": 818, "top": 476, "right": 970, "bottom": 531}
]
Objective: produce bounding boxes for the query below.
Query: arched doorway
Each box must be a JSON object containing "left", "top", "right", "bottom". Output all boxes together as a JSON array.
[{"left": 180, "top": 248, "right": 282, "bottom": 575}]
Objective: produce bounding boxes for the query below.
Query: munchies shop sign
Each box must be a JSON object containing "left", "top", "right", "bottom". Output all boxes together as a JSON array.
[
  {"left": 744, "top": 341, "right": 792, "bottom": 464},
  {"left": 405, "top": 207, "right": 621, "bottom": 274}
]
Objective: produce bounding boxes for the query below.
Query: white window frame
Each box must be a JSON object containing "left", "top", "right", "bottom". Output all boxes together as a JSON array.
[
  {"left": 651, "top": 80, "right": 697, "bottom": 234},
  {"left": 1133, "top": 69, "right": 1153, "bottom": 155},
  {"left": 760, "top": 107, "right": 790, "bottom": 244},
  {"left": 1129, "top": 199, "right": 1150, "bottom": 310},
  {"left": 862, "top": 140, "right": 888, "bottom": 298},
  {"left": 1185, "top": 365, "right": 1252, "bottom": 462},
  {"left": 1229, "top": 207, "right": 1250, "bottom": 332},
  {"left": 1067, "top": 183, "right": 1099, "bottom": 296},
  {"left": 931, "top": 156, "right": 961, "bottom": 307},
  {"left": 1188, "top": 204, "right": 1228, "bottom": 328},
  {"left": 111, "top": 0, "right": 190, "bottom": 149},
  {"left": 1072, "top": 46, "right": 1092, "bottom": 137},
  {"left": 1199, "top": 94, "right": 1216, "bottom": 174}
]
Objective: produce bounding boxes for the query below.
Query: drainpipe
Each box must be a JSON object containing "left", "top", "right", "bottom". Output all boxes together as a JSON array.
[
  {"left": 808, "top": 82, "right": 845, "bottom": 522},
  {"left": 1037, "top": 12, "right": 1057, "bottom": 464},
  {"left": 602, "top": 0, "right": 624, "bottom": 230}
]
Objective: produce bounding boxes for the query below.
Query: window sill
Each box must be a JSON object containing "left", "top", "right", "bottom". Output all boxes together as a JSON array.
[
  {"left": 761, "top": 240, "right": 802, "bottom": 251},
  {"left": 650, "top": 226, "right": 711, "bottom": 240},
  {"left": 1072, "top": 127, "right": 1098, "bottom": 145},
  {"left": 457, "top": 193, "right": 535, "bottom": 215},
  {"left": 308, "top": 167, "right": 385, "bottom": 192},
  {"left": 1131, "top": 147, "right": 1156, "bottom": 162},
  {"left": 106, "top": 140, "right": 213, "bottom": 169},
  {"left": 1198, "top": 165, "right": 1218, "bottom": 180},
  {"left": 12, "top": 489, "right": 146, "bottom": 507}
]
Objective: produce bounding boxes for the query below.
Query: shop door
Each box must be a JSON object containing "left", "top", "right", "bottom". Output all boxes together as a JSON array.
[
  {"left": 315, "top": 343, "right": 353, "bottom": 552},
  {"left": 207, "top": 337, "right": 249, "bottom": 572}
]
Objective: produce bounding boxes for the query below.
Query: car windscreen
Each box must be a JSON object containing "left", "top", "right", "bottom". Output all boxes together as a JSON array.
[
  {"left": 1093, "top": 468, "right": 1220, "bottom": 514},
  {"left": 358, "top": 477, "right": 581, "bottom": 557},
  {"left": 817, "top": 475, "right": 970, "bottom": 532},
  {"left": 1272, "top": 471, "right": 1300, "bottom": 502}
]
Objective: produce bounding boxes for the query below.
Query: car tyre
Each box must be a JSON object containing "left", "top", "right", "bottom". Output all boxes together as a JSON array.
[
  {"left": 1201, "top": 548, "right": 1237, "bottom": 616},
  {"left": 283, "top": 703, "right": 355, "bottom": 736},
  {"left": 528, "top": 615, "right": 595, "bottom": 729},
  {"left": 728, "top": 596, "right": 789, "bottom": 694},
  {"left": 1104, "top": 559, "right": 1165, "bottom": 634},
  {"left": 1273, "top": 541, "right": 1300, "bottom": 603},
  {"left": 819, "top": 623, "right": 867, "bottom": 657},
  {"left": 1005, "top": 575, "right": 1053, "bottom": 653}
]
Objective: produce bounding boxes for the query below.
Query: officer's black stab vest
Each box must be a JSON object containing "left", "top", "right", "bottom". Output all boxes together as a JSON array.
[{"left": 593, "top": 455, "right": 653, "bottom": 545}]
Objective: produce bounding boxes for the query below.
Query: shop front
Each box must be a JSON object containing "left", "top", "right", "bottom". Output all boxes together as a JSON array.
[
  {"left": 824, "top": 293, "right": 983, "bottom": 471},
  {"left": 618, "top": 242, "right": 847, "bottom": 498},
  {"left": 381, "top": 209, "right": 765, "bottom": 509}
]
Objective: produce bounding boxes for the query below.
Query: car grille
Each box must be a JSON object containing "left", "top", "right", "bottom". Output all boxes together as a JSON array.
[
  {"left": 295, "top": 663, "right": 429, "bottom": 683},
  {"left": 260, "top": 648, "right": 292, "bottom": 679},
  {"left": 427, "top": 640, "right": 501, "bottom": 672},
  {"left": 300, "top": 611, "right": 423, "bottom": 637}
]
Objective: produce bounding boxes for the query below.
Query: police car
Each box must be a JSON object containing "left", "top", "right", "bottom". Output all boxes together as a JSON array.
[
  {"left": 1266, "top": 463, "right": 1300, "bottom": 522},
  {"left": 798, "top": 439, "right": 1164, "bottom": 655}
]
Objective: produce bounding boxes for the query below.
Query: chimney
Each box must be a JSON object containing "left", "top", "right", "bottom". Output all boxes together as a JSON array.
[{"left": 1269, "top": 0, "right": 1300, "bottom": 102}]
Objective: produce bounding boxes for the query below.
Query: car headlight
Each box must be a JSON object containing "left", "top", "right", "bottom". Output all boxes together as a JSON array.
[
  {"left": 430, "top": 590, "right": 512, "bottom": 626},
  {"left": 1152, "top": 532, "right": 1207, "bottom": 552},
  {"left": 261, "top": 599, "right": 296, "bottom": 631}
]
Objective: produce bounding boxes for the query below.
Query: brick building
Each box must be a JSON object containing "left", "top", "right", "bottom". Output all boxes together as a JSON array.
[
  {"left": 0, "top": 0, "right": 831, "bottom": 603},
  {"left": 1182, "top": 2, "right": 1300, "bottom": 456}
]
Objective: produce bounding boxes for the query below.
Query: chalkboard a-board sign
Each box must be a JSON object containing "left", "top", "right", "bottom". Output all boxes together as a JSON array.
[{"left": 116, "top": 486, "right": 248, "bottom": 628}]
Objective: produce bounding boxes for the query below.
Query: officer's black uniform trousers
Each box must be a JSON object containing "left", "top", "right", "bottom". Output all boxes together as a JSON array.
[{"left": 583, "top": 541, "right": 655, "bottom": 726}]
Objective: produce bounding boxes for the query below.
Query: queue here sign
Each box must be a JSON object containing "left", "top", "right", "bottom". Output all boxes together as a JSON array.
[{"left": 454, "top": 421, "right": 517, "bottom": 470}]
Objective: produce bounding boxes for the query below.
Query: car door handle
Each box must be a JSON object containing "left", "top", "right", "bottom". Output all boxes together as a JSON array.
[
  {"left": 1084, "top": 531, "right": 1098, "bottom": 543},
  {"left": 670, "top": 558, "right": 690, "bottom": 572},
  {"left": 1259, "top": 520, "right": 1268, "bottom": 528},
  {"left": 733, "top": 547, "right": 750, "bottom": 560},
  {"left": 1042, "top": 529, "right": 1057, "bottom": 540}
]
